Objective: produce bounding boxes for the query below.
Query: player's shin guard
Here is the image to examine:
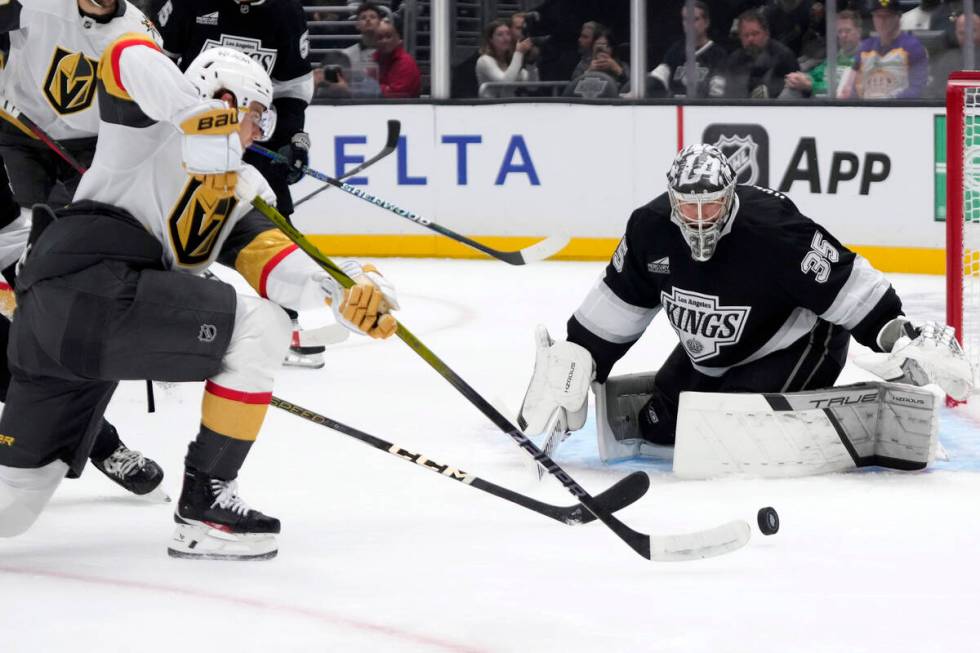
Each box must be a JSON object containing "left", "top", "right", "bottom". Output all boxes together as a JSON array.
[
  {"left": 0, "top": 459, "right": 69, "bottom": 537},
  {"left": 170, "top": 296, "right": 289, "bottom": 560}
]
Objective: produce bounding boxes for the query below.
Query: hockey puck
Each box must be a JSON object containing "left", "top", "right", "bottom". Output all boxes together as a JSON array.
[{"left": 757, "top": 507, "right": 779, "bottom": 535}]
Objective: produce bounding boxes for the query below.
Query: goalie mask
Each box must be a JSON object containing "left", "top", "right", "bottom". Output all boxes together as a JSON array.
[
  {"left": 184, "top": 47, "right": 277, "bottom": 141},
  {"left": 666, "top": 144, "right": 738, "bottom": 262}
]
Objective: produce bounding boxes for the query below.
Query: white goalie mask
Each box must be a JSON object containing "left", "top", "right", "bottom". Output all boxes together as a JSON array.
[
  {"left": 666, "top": 144, "right": 738, "bottom": 262},
  {"left": 184, "top": 46, "right": 277, "bottom": 141}
]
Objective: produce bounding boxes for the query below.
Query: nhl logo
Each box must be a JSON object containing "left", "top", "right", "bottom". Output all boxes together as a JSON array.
[{"left": 713, "top": 134, "right": 759, "bottom": 185}]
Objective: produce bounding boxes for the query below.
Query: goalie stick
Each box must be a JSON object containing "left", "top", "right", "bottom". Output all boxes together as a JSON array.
[
  {"left": 270, "top": 396, "right": 648, "bottom": 525},
  {"left": 249, "top": 144, "right": 569, "bottom": 265},
  {"left": 293, "top": 120, "right": 401, "bottom": 209},
  {"left": 250, "top": 196, "right": 751, "bottom": 561}
]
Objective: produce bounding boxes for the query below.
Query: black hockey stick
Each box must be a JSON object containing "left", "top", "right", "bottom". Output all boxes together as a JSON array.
[
  {"left": 293, "top": 119, "right": 401, "bottom": 209},
  {"left": 270, "top": 395, "right": 649, "bottom": 525},
  {"left": 248, "top": 145, "right": 569, "bottom": 265},
  {"left": 249, "top": 196, "right": 651, "bottom": 559},
  {"left": 0, "top": 99, "right": 88, "bottom": 174}
]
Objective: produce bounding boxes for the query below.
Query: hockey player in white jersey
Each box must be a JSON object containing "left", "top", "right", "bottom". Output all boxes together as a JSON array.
[
  {"left": 0, "top": 0, "right": 167, "bottom": 497},
  {"left": 0, "top": 38, "right": 399, "bottom": 559},
  {"left": 519, "top": 144, "right": 972, "bottom": 466}
]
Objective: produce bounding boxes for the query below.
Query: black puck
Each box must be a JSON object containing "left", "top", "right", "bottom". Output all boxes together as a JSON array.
[{"left": 757, "top": 507, "right": 779, "bottom": 535}]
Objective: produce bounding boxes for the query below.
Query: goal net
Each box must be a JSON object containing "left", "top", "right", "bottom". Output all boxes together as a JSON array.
[{"left": 946, "top": 71, "right": 980, "bottom": 398}]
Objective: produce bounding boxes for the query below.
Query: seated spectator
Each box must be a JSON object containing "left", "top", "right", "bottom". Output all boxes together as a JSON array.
[
  {"left": 476, "top": 19, "right": 538, "bottom": 99},
  {"left": 343, "top": 2, "right": 384, "bottom": 67},
  {"left": 902, "top": 0, "right": 943, "bottom": 30},
  {"left": 723, "top": 9, "right": 799, "bottom": 98},
  {"left": 313, "top": 49, "right": 382, "bottom": 99},
  {"left": 839, "top": 0, "right": 929, "bottom": 99},
  {"left": 510, "top": 11, "right": 543, "bottom": 67},
  {"left": 928, "top": 12, "right": 980, "bottom": 97},
  {"left": 374, "top": 18, "right": 421, "bottom": 98},
  {"left": 585, "top": 31, "right": 630, "bottom": 93},
  {"left": 648, "top": 1, "right": 727, "bottom": 97},
  {"left": 571, "top": 21, "right": 605, "bottom": 80},
  {"left": 783, "top": 9, "right": 862, "bottom": 97},
  {"left": 764, "top": 0, "right": 813, "bottom": 56},
  {"left": 797, "top": 1, "right": 827, "bottom": 71}
]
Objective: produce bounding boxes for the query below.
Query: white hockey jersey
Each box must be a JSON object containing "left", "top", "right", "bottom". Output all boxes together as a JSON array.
[
  {"left": 0, "top": 0, "right": 159, "bottom": 140},
  {"left": 74, "top": 33, "right": 320, "bottom": 310}
]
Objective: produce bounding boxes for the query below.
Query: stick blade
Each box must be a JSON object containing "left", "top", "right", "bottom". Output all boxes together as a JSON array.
[
  {"left": 515, "top": 234, "right": 571, "bottom": 264},
  {"left": 562, "top": 471, "right": 650, "bottom": 525},
  {"left": 651, "top": 519, "right": 751, "bottom": 562},
  {"left": 383, "top": 119, "right": 402, "bottom": 148}
]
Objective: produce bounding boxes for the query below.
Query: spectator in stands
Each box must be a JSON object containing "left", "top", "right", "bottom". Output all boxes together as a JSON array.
[
  {"left": 342, "top": 2, "right": 384, "bottom": 66},
  {"left": 647, "top": 1, "right": 727, "bottom": 98},
  {"left": 586, "top": 31, "right": 630, "bottom": 92},
  {"left": 839, "top": 0, "right": 929, "bottom": 99},
  {"left": 722, "top": 9, "right": 799, "bottom": 98},
  {"left": 928, "top": 12, "right": 980, "bottom": 97},
  {"left": 902, "top": 0, "right": 944, "bottom": 29},
  {"left": 783, "top": 9, "right": 862, "bottom": 97},
  {"left": 510, "top": 11, "right": 542, "bottom": 67},
  {"left": 476, "top": 19, "right": 538, "bottom": 99},
  {"left": 374, "top": 18, "right": 421, "bottom": 98},
  {"left": 571, "top": 21, "right": 605, "bottom": 80},
  {"left": 764, "top": 0, "right": 813, "bottom": 56}
]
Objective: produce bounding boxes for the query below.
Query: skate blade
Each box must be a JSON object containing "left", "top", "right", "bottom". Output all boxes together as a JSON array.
[
  {"left": 282, "top": 353, "right": 325, "bottom": 369},
  {"left": 141, "top": 486, "right": 171, "bottom": 503},
  {"left": 167, "top": 522, "right": 278, "bottom": 561}
]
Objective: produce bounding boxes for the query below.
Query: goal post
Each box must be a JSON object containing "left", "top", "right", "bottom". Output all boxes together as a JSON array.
[{"left": 946, "top": 71, "right": 980, "bottom": 399}]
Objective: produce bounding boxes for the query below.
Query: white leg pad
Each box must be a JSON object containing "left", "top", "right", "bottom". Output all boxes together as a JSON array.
[{"left": 0, "top": 460, "right": 69, "bottom": 537}]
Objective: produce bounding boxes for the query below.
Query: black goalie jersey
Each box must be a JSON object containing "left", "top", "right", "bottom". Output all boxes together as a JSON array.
[{"left": 568, "top": 185, "right": 904, "bottom": 382}]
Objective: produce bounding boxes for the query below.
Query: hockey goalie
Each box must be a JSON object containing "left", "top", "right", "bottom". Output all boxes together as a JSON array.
[{"left": 518, "top": 144, "right": 974, "bottom": 479}]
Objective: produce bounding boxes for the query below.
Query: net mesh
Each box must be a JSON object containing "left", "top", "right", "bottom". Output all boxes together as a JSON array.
[{"left": 961, "top": 87, "right": 980, "bottom": 385}]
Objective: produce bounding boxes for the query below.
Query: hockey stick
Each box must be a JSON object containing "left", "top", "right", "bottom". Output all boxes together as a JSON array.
[
  {"left": 270, "top": 395, "right": 649, "bottom": 525},
  {"left": 248, "top": 144, "right": 569, "bottom": 265},
  {"left": 248, "top": 196, "right": 657, "bottom": 558},
  {"left": 0, "top": 99, "right": 88, "bottom": 174},
  {"left": 293, "top": 119, "right": 401, "bottom": 209}
]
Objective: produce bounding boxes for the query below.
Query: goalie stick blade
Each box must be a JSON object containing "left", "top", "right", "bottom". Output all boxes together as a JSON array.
[
  {"left": 650, "top": 519, "right": 751, "bottom": 562},
  {"left": 557, "top": 471, "right": 650, "bottom": 525}
]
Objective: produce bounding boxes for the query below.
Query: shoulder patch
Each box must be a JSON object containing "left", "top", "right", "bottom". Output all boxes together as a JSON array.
[{"left": 98, "top": 32, "right": 163, "bottom": 101}]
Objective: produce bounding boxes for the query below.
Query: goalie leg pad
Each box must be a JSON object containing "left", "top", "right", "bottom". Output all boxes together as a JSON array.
[
  {"left": 594, "top": 372, "right": 675, "bottom": 463},
  {"left": 673, "top": 382, "right": 940, "bottom": 479}
]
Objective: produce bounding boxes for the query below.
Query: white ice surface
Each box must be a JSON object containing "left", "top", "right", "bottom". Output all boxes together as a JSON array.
[{"left": 2, "top": 259, "right": 979, "bottom": 653}]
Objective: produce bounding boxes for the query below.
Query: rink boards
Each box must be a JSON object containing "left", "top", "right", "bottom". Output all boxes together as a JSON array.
[{"left": 294, "top": 103, "right": 947, "bottom": 274}]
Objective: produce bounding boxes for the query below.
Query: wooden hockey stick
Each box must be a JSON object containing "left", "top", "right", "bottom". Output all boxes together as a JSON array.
[
  {"left": 248, "top": 144, "right": 569, "bottom": 265},
  {"left": 247, "top": 195, "right": 651, "bottom": 556},
  {"left": 270, "top": 395, "right": 650, "bottom": 525},
  {"left": 293, "top": 119, "right": 401, "bottom": 209}
]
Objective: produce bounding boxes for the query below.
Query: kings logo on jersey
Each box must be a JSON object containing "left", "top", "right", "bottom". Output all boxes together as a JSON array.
[
  {"left": 661, "top": 288, "right": 750, "bottom": 362},
  {"left": 168, "top": 177, "right": 239, "bottom": 266},
  {"left": 202, "top": 36, "right": 277, "bottom": 73},
  {"left": 43, "top": 48, "right": 99, "bottom": 115}
]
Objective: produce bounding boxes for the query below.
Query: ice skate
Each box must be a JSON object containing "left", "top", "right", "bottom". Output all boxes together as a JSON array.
[
  {"left": 91, "top": 442, "right": 169, "bottom": 502},
  {"left": 168, "top": 468, "right": 280, "bottom": 561}
]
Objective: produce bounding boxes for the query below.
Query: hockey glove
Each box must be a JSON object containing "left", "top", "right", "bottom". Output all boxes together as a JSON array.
[
  {"left": 856, "top": 318, "right": 975, "bottom": 401},
  {"left": 276, "top": 131, "right": 310, "bottom": 185},
  {"left": 518, "top": 325, "right": 595, "bottom": 435},
  {"left": 319, "top": 261, "right": 399, "bottom": 339}
]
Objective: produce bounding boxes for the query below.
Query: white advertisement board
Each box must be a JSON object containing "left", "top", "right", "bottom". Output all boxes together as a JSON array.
[{"left": 294, "top": 103, "right": 943, "bottom": 270}]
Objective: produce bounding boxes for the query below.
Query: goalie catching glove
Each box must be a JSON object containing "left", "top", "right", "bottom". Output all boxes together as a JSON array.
[
  {"left": 855, "top": 318, "right": 975, "bottom": 401},
  {"left": 518, "top": 325, "right": 595, "bottom": 434},
  {"left": 319, "top": 261, "right": 399, "bottom": 339}
]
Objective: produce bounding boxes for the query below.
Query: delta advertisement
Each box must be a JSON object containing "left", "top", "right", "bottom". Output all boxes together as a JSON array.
[{"left": 296, "top": 104, "right": 946, "bottom": 273}]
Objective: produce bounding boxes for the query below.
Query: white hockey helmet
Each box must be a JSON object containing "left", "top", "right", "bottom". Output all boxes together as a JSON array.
[
  {"left": 666, "top": 144, "right": 738, "bottom": 262},
  {"left": 184, "top": 46, "right": 277, "bottom": 141}
]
